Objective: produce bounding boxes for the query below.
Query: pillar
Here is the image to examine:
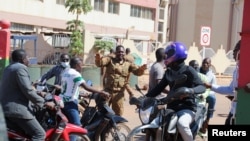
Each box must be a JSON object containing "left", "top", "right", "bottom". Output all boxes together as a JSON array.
[
  {"left": 0, "top": 19, "right": 11, "bottom": 80},
  {"left": 236, "top": 0, "right": 250, "bottom": 124}
]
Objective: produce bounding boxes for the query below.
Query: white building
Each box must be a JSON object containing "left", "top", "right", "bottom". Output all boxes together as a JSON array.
[{"left": 0, "top": 0, "right": 168, "bottom": 58}]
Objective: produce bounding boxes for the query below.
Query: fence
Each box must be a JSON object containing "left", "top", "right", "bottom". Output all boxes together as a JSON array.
[
  {"left": 185, "top": 42, "right": 235, "bottom": 76},
  {"left": 136, "top": 41, "right": 236, "bottom": 76}
]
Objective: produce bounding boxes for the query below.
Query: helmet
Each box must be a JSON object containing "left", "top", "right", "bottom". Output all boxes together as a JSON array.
[{"left": 164, "top": 42, "right": 188, "bottom": 65}]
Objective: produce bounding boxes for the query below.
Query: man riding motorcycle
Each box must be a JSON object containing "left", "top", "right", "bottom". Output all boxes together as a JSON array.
[
  {"left": 0, "top": 49, "right": 54, "bottom": 140},
  {"left": 146, "top": 42, "right": 206, "bottom": 141}
]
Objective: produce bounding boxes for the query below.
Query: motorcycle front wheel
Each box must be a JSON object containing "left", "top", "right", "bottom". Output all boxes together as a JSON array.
[
  {"left": 101, "top": 123, "right": 131, "bottom": 141},
  {"left": 66, "top": 133, "right": 90, "bottom": 141}
]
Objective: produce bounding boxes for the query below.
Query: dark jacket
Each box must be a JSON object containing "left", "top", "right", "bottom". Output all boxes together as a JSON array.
[
  {"left": 40, "top": 65, "right": 65, "bottom": 85},
  {"left": 0, "top": 62, "right": 44, "bottom": 119},
  {"left": 146, "top": 62, "right": 206, "bottom": 112}
]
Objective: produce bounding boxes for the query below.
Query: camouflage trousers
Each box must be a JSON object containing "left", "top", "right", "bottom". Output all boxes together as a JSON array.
[{"left": 106, "top": 87, "right": 125, "bottom": 116}]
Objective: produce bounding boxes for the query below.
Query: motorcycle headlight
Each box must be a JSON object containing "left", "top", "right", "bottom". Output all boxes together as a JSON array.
[{"left": 139, "top": 106, "right": 153, "bottom": 124}]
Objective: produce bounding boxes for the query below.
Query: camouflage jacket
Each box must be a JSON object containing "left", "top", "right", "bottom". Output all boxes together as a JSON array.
[
  {"left": 124, "top": 54, "right": 135, "bottom": 63},
  {"left": 95, "top": 56, "right": 145, "bottom": 91}
]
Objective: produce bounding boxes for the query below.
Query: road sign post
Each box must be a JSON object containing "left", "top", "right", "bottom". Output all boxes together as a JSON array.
[{"left": 200, "top": 26, "right": 211, "bottom": 59}]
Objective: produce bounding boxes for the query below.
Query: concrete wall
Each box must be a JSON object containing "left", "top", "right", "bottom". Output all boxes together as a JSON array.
[
  {"left": 171, "top": 0, "right": 244, "bottom": 52},
  {"left": 28, "top": 65, "right": 102, "bottom": 87}
]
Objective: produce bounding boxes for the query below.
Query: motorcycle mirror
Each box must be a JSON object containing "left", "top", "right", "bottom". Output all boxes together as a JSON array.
[
  {"left": 135, "top": 84, "right": 140, "bottom": 91},
  {"left": 129, "top": 97, "right": 141, "bottom": 106},
  {"left": 135, "top": 84, "right": 145, "bottom": 96}
]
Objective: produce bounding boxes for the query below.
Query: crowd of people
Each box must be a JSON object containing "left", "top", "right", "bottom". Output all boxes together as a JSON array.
[{"left": 0, "top": 39, "right": 247, "bottom": 141}]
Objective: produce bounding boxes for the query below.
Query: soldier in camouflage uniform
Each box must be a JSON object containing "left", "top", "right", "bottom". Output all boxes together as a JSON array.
[{"left": 95, "top": 45, "right": 147, "bottom": 116}]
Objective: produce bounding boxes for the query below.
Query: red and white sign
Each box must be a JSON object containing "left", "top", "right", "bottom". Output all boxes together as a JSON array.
[{"left": 200, "top": 26, "right": 211, "bottom": 46}]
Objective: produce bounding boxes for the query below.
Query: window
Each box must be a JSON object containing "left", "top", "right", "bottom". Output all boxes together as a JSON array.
[
  {"left": 94, "top": 0, "right": 104, "bottom": 12},
  {"left": 158, "top": 22, "right": 164, "bottom": 32},
  {"left": 130, "top": 5, "right": 153, "bottom": 20},
  {"left": 108, "top": 1, "right": 119, "bottom": 14},
  {"left": 56, "top": 0, "right": 65, "bottom": 5},
  {"left": 10, "top": 23, "right": 34, "bottom": 49},
  {"left": 158, "top": 33, "right": 163, "bottom": 43},
  {"left": 159, "top": 8, "right": 165, "bottom": 20},
  {"left": 11, "top": 23, "right": 34, "bottom": 31},
  {"left": 52, "top": 34, "right": 70, "bottom": 48},
  {"left": 10, "top": 34, "right": 25, "bottom": 49},
  {"left": 131, "top": 5, "right": 141, "bottom": 18}
]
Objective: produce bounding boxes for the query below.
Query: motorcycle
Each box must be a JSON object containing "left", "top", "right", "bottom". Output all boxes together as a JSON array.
[
  {"left": 126, "top": 74, "right": 207, "bottom": 141},
  {"left": 34, "top": 80, "right": 131, "bottom": 141},
  {"left": 6, "top": 84, "right": 90, "bottom": 141},
  {"left": 79, "top": 91, "right": 131, "bottom": 141}
]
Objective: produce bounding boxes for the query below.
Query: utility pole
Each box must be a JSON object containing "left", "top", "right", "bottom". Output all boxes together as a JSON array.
[{"left": 0, "top": 19, "right": 10, "bottom": 141}]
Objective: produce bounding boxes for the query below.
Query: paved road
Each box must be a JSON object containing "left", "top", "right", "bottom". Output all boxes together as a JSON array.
[{"left": 122, "top": 75, "right": 232, "bottom": 141}]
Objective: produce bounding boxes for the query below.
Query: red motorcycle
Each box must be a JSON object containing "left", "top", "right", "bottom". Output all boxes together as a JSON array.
[{"left": 6, "top": 92, "right": 90, "bottom": 141}]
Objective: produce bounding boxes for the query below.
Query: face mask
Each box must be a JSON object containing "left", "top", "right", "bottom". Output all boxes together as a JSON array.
[{"left": 61, "top": 62, "right": 70, "bottom": 68}]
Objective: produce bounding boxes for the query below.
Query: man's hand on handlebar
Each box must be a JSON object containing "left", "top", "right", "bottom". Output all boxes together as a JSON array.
[
  {"left": 100, "top": 91, "right": 110, "bottom": 100},
  {"left": 54, "top": 84, "right": 61, "bottom": 90},
  {"left": 32, "top": 80, "right": 40, "bottom": 86},
  {"left": 79, "top": 92, "right": 91, "bottom": 98},
  {"left": 44, "top": 101, "right": 56, "bottom": 110},
  {"left": 37, "top": 91, "right": 47, "bottom": 98}
]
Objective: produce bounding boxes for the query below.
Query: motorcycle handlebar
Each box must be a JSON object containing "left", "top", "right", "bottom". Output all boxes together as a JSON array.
[
  {"left": 129, "top": 96, "right": 158, "bottom": 110},
  {"left": 129, "top": 97, "right": 142, "bottom": 106}
]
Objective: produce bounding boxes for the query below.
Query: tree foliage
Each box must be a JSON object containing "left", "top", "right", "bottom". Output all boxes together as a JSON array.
[
  {"left": 65, "top": 0, "right": 92, "bottom": 15},
  {"left": 65, "top": 0, "right": 92, "bottom": 57},
  {"left": 94, "top": 40, "right": 114, "bottom": 54},
  {"left": 66, "top": 20, "right": 84, "bottom": 31}
]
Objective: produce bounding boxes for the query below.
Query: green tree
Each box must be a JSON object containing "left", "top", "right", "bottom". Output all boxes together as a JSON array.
[
  {"left": 65, "top": 0, "right": 92, "bottom": 57},
  {"left": 94, "top": 40, "right": 114, "bottom": 55}
]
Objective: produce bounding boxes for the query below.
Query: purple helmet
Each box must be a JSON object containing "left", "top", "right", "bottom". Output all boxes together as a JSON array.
[{"left": 164, "top": 42, "right": 188, "bottom": 65}]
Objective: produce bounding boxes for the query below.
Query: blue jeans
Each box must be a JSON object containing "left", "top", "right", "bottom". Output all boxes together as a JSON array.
[
  {"left": 63, "top": 100, "right": 81, "bottom": 141},
  {"left": 206, "top": 94, "right": 216, "bottom": 119},
  {"left": 63, "top": 100, "right": 81, "bottom": 126}
]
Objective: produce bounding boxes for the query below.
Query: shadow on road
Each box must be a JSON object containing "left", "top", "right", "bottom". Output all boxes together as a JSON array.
[{"left": 217, "top": 113, "right": 228, "bottom": 117}]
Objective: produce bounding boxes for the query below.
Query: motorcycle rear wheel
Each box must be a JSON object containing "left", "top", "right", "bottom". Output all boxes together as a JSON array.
[
  {"left": 101, "top": 123, "right": 131, "bottom": 141},
  {"left": 66, "top": 133, "right": 90, "bottom": 141}
]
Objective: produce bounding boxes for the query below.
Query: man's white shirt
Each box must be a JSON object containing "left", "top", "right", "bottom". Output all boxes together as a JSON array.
[{"left": 60, "top": 68, "right": 85, "bottom": 102}]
